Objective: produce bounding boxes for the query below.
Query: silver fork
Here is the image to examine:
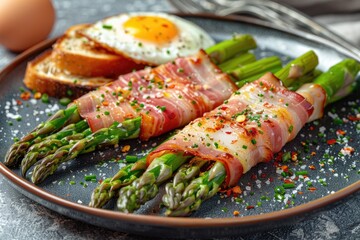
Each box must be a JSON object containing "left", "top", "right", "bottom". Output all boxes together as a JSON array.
[{"left": 169, "top": 0, "right": 360, "bottom": 59}]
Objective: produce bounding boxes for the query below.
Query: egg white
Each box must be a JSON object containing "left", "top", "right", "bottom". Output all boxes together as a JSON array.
[{"left": 81, "top": 12, "right": 215, "bottom": 65}]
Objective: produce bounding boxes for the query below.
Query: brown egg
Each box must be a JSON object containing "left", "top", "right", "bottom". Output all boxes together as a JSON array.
[{"left": 0, "top": 0, "right": 55, "bottom": 52}]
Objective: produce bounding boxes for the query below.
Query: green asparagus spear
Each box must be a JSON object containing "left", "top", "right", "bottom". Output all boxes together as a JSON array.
[
  {"left": 31, "top": 117, "right": 141, "bottom": 184},
  {"left": 275, "top": 50, "right": 319, "bottom": 87},
  {"left": 287, "top": 69, "right": 322, "bottom": 91},
  {"left": 206, "top": 34, "right": 257, "bottom": 64},
  {"left": 162, "top": 159, "right": 208, "bottom": 210},
  {"left": 21, "top": 128, "right": 92, "bottom": 176},
  {"left": 4, "top": 104, "right": 81, "bottom": 167},
  {"left": 234, "top": 51, "right": 319, "bottom": 88},
  {"left": 232, "top": 56, "right": 282, "bottom": 82},
  {"left": 165, "top": 162, "right": 226, "bottom": 217},
  {"left": 89, "top": 157, "right": 147, "bottom": 208},
  {"left": 218, "top": 52, "right": 256, "bottom": 72},
  {"left": 117, "top": 152, "right": 192, "bottom": 213},
  {"left": 313, "top": 59, "right": 360, "bottom": 103}
]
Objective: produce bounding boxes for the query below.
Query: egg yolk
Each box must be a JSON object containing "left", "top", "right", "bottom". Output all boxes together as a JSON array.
[{"left": 123, "top": 16, "right": 178, "bottom": 44}]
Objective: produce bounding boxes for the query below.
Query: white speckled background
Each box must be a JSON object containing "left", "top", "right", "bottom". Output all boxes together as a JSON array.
[{"left": 0, "top": 0, "right": 359, "bottom": 239}]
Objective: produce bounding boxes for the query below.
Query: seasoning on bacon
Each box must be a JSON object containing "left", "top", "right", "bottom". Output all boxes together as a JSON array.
[
  {"left": 75, "top": 50, "right": 237, "bottom": 140},
  {"left": 147, "top": 73, "right": 324, "bottom": 187}
]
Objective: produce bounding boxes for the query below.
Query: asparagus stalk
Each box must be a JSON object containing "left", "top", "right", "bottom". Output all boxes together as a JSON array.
[
  {"left": 287, "top": 69, "right": 322, "bottom": 91},
  {"left": 163, "top": 58, "right": 359, "bottom": 216},
  {"left": 275, "top": 50, "right": 319, "bottom": 87},
  {"left": 165, "top": 162, "right": 226, "bottom": 217},
  {"left": 89, "top": 157, "right": 147, "bottom": 208},
  {"left": 117, "top": 152, "right": 192, "bottom": 213},
  {"left": 162, "top": 159, "right": 208, "bottom": 210},
  {"left": 21, "top": 128, "right": 92, "bottom": 176},
  {"left": 232, "top": 56, "right": 282, "bottom": 84},
  {"left": 4, "top": 104, "right": 81, "bottom": 167},
  {"left": 206, "top": 34, "right": 257, "bottom": 64},
  {"left": 313, "top": 59, "right": 360, "bottom": 103},
  {"left": 31, "top": 117, "right": 141, "bottom": 184},
  {"left": 218, "top": 52, "right": 256, "bottom": 73},
  {"left": 235, "top": 51, "right": 319, "bottom": 88}
]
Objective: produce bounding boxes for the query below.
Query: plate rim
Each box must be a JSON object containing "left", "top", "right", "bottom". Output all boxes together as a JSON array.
[{"left": 0, "top": 13, "right": 359, "bottom": 232}]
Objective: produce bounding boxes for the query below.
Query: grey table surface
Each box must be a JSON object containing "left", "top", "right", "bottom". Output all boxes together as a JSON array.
[{"left": 0, "top": 0, "right": 359, "bottom": 239}]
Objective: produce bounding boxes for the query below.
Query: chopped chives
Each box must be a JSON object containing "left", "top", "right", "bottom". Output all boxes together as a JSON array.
[
  {"left": 84, "top": 175, "right": 97, "bottom": 181},
  {"left": 125, "top": 155, "right": 138, "bottom": 163},
  {"left": 295, "top": 170, "right": 308, "bottom": 176},
  {"left": 59, "top": 97, "right": 71, "bottom": 106},
  {"left": 282, "top": 183, "right": 295, "bottom": 189}
]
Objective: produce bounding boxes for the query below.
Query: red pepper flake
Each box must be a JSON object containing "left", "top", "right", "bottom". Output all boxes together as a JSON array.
[
  {"left": 327, "top": 139, "right": 337, "bottom": 145},
  {"left": 260, "top": 173, "right": 267, "bottom": 178},
  {"left": 275, "top": 152, "right": 283, "bottom": 162},
  {"left": 232, "top": 186, "right": 242, "bottom": 197},
  {"left": 268, "top": 177, "right": 274, "bottom": 182},
  {"left": 298, "top": 191, "right": 304, "bottom": 195},
  {"left": 309, "top": 126, "right": 315, "bottom": 131},
  {"left": 225, "top": 131, "right": 232, "bottom": 135},
  {"left": 124, "top": 113, "right": 134, "bottom": 119},
  {"left": 310, "top": 151, "right": 316, "bottom": 156},
  {"left": 281, "top": 165, "right": 289, "bottom": 172},
  {"left": 98, "top": 179, "right": 103, "bottom": 184},
  {"left": 233, "top": 210, "right": 240, "bottom": 216},
  {"left": 121, "top": 145, "right": 131, "bottom": 153},
  {"left": 309, "top": 165, "right": 316, "bottom": 170},
  {"left": 16, "top": 100, "right": 22, "bottom": 105},
  {"left": 348, "top": 115, "right": 360, "bottom": 121},
  {"left": 283, "top": 179, "right": 294, "bottom": 184},
  {"left": 20, "top": 91, "right": 31, "bottom": 100},
  {"left": 336, "top": 129, "right": 346, "bottom": 135},
  {"left": 308, "top": 187, "right": 317, "bottom": 192},
  {"left": 246, "top": 205, "right": 255, "bottom": 210},
  {"left": 250, "top": 173, "right": 257, "bottom": 180}
]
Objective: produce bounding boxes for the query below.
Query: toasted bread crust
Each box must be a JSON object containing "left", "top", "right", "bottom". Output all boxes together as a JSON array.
[
  {"left": 24, "top": 51, "right": 114, "bottom": 99},
  {"left": 52, "top": 24, "right": 146, "bottom": 78}
]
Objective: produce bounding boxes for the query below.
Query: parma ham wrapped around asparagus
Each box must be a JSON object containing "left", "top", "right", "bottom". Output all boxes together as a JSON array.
[
  {"left": 146, "top": 72, "right": 325, "bottom": 186},
  {"left": 75, "top": 50, "right": 236, "bottom": 140}
]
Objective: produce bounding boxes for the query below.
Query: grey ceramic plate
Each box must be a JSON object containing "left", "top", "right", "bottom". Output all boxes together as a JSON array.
[{"left": 0, "top": 14, "right": 359, "bottom": 239}]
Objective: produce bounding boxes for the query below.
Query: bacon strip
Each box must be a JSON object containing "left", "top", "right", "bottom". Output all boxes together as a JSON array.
[
  {"left": 147, "top": 73, "right": 317, "bottom": 187},
  {"left": 75, "top": 50, "right": 237, "bottom": 140}
]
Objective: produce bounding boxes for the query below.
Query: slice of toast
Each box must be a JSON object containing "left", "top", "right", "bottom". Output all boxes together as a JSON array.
[
  {"left": 24, "top": 50, "right": 114, "bottom": 99},
  {"left": 52, "top": 24, "right": 146, "bottom": 78}
]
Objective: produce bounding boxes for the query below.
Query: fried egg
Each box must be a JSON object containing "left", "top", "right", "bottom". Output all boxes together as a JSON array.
[{"left": 80, "top": 12, "right": 215, "bottom": 65}]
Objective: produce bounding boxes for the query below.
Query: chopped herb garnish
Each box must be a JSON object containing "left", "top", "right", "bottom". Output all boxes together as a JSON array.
[
  {"left": 288, "top": 125, "right": 293, "bottom": 133},
  {"left": 84, "top": 175, "right": 97, "bottom": 181},
  {"left": 125, "top": 155, "right": 138, "bottom": 163},
  {"left": 41, "top": 93, "right": 50, "bottom": 103},
  {"left": 59, "top": 97, "right": 71, "bottom": 106},
  {"left": 102, "top": 24, "right": 113, "bottom": 29}
]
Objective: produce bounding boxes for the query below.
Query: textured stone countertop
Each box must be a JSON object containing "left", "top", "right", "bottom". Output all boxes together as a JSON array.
[{"left": 0, "top": 0, "right": 359, "bottom": 239}]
